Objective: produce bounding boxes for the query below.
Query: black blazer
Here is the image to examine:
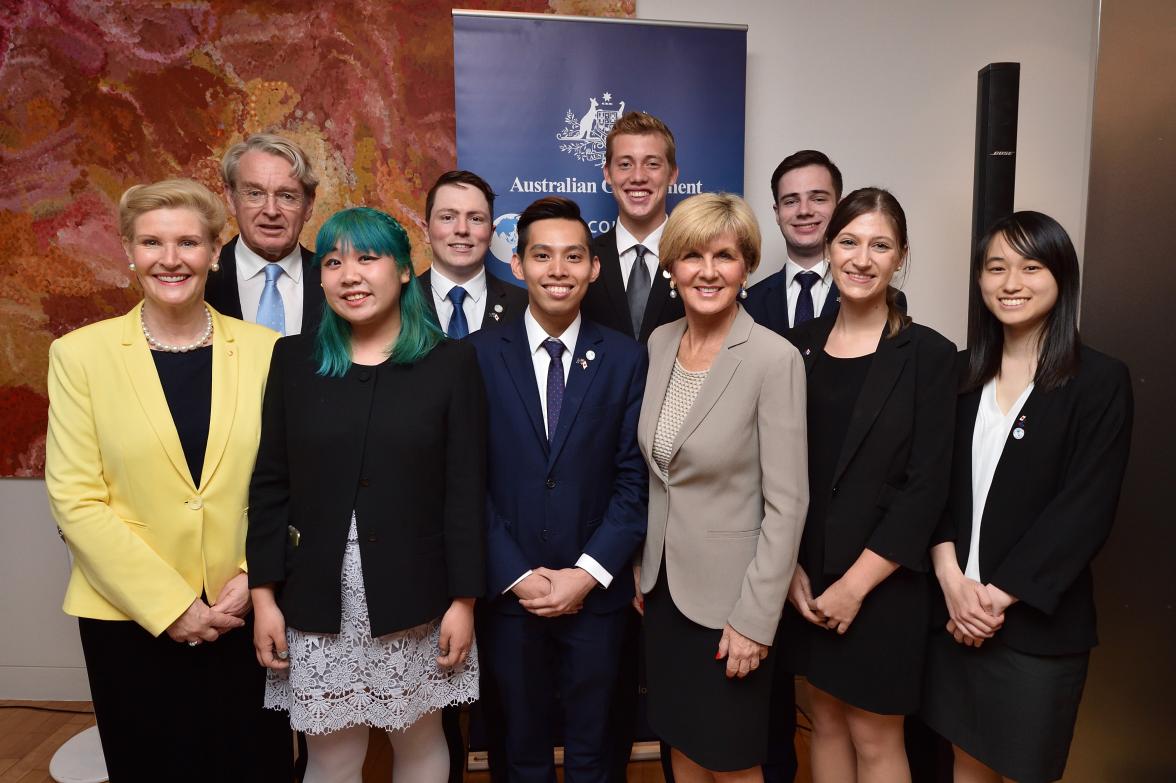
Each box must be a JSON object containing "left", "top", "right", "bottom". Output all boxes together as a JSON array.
[
  {"left": 933, "top": 346, "right": 1133, "bottom": 655},
  {"left": 418, "top": 267, "right": 528, "bottom": 332},
  {"left": 247, "top": 335, "right": 487, "bottom": 637},
  {"left": 788, "top": 317, "right": 956, "bottom": 574},
  {"left": 745, "top": 267, "right": 908, "bottom": 337},
  {"left": 204, "top": 236, "right": 325, "bottom": 336},
  {"left": 582, "top": 226, "right": 684, "bottom": 344}
]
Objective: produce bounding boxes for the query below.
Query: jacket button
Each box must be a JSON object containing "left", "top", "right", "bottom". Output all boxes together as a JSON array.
[
  {"left": 545, "top": 478, "right": 556, "bottom": 489},
  {"left": 358, "top": 370, "right": 371, "bottom": 382},
  {"left": 541, "top": 529, "right": 548, "bottom": 541},
  {"left": 831, "top": 486, "right": 839, "bottom": 496},
  {"left": 359, "top": 478, "right": 370, "bottom": 487},
  {"left": 367, "top": 532, "right": 378, "bottom": 543},
  {"left": 186, "top": 497, "right": 203, "bottom": 510}
]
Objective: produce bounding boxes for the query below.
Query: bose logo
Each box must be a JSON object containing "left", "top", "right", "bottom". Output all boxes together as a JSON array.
[{"left": 990, "top": 151, "right": 1015, "bottom": 156}]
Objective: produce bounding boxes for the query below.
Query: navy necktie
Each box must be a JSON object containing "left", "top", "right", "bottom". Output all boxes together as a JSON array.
[
  {"left": 257, "top": 263, "right": 286, "bottom": 335},
  {"left": 626, "top": 244, "right": 651, "bottom": 338},
  {"left": 544, "top": 338, "right": 565, "bottom": 440},
  {"left": 793, "top": 270, "right": 821, "bottom": 327},
  {"left": 447, "top": 286, "right": 469, "bottom": 339}
]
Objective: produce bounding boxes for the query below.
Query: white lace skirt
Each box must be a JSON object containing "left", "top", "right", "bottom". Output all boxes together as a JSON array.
[{"left": 264, "top": 515, "right": 479, "bottom": 734}]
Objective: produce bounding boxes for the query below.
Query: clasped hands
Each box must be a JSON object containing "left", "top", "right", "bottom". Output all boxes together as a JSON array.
[
  {"left": 165, "top": 571, "right": 250, "bottom": 646},
  {"left": 513, "top": 567, "right": 597, "bottom": 617},
  {"left": 787, "top": 564, "right": 864, "bottom": 635},
  {"left": 940, "top": 572, "right": 1016, "bottom": 647}
]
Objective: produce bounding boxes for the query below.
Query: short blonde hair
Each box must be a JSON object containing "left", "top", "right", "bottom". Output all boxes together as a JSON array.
[
  {"left": 118, "top": 179, "right": 227, "bottom": 242},
  {"left": 605, "top": 112, "right": 677, "bottom": 170},
  {"left": 659, "top": 193, "right": 761, "bottom": 275},
  {"left": 221, "top": 132, "right": 319, "bottom": 196}
]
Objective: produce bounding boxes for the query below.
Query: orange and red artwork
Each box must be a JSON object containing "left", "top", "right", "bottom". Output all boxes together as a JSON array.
[{"left": 0, "top": 0, "right": 633, "bottom": 477}]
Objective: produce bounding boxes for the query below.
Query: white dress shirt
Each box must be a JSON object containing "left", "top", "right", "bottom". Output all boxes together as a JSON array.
[
  {"left": 615, "top": 217, "right": 666, "bottom": 290},
  {"left": 235, "top": 241, "right": 305, "bottom": 335},
  {"left": 429, "top": 266, "right": 488, "bottom": 334},
  {"left": 504, "top": 308, "right": 612, "bottom": 591},
  {"left": 783, "top": 257, "right": 834, "bottom": 327},
  {"left": 964, "top": 379, "right": 1035, "bottom": 581}
]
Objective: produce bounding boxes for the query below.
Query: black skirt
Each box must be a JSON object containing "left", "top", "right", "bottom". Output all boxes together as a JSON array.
[
  {"left": 921, "top": 629, "right": 1089, "bottom": 783},
  {"left": 643, "top": 572, "right": 778, "bottom": 772}
]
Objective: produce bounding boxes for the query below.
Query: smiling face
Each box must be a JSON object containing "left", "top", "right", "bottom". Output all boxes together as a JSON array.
[
  {"left": 774, "top": 164, "right": 837, "bottom": 265},
  {"left": 511, "top": 217, "right": 599, "bottom": 334},
  {"left": 320, "top": 244, "right": 412, "bottom": 332},
  {"left": 827, "top": 211, "right": 905, "bottom": 306},
  {"left": 124, "top": 207, "right": 219, "bottom": 312},
  {"left": 670, "top": 231, "right": 748, "bottom": 321},
  {"left": 604, "top": 132, "right": 678, "bottom": 237},
  {"left": 226, "top": 149, "right": 314, "bottom": 262},
  {"left": 979, "top": 232, "right": 1059, "bottom": 335},
  {"left": 425, "top": 183, "right": 493, "bottom": 282}
]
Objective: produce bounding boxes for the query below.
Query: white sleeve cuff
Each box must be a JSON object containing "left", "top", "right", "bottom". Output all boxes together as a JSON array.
[
  {"left": 575, "top": 554, "right": 612, "bottom": 588},
  {"left": 504, "top": 570, "right": 533, "bottom": 595}
]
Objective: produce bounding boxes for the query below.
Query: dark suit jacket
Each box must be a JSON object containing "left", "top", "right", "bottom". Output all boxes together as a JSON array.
[
  {"left": 246, "top": 335, "right": 487, "bottom": 637},
  {"left": 204, "top": 237, "right": 324, "bottom": 336},
  {"left": 582, "top": 226, "right": 684, "bottom": 344},
  {"left": 788, "top": 317, "right": 956, "bottom": 574},
  {"left": 468, "top": 317, "right": 648, "bottom": 615},
  {"left": 745, "top": 267, "right": 908, "bottom": 337},
  {"left": 418, "top": 267, "right": 528, "bottom": 332},
  {"left": 933, "top": 346, "right": 1133, "bottom": 655}
]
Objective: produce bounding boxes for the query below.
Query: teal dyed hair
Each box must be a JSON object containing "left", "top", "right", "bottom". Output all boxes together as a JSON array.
[{"left": 313, "top": 207, "right": 443, "bottom": 376}]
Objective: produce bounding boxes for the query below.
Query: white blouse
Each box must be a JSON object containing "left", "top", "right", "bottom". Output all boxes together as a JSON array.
[{"left": 964, "top": 378, "right": 1035, "bottom": 581}]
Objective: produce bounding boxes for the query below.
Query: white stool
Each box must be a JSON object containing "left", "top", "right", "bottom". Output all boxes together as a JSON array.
[{"left": 49, "top": 725, "right": 107, "bottom": 783}]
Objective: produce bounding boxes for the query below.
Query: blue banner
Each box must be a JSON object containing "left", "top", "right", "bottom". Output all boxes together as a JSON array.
[{"left": 454, "top": 11, "right": 747, "bottom": 283}]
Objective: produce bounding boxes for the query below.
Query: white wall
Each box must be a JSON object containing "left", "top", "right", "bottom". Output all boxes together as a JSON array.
[
  {"left": 0, "top": 0, "right": 1101, "bottom": 700},
  {"left": 641, "top": 0, "right": 1100, "bottom": 346}
]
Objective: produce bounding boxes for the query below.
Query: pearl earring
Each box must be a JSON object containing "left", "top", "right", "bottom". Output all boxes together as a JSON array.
[
  {"left": 128, "top": 262, "right": 136, "bottom": 272},
  {"left": 210, "top": 262, "right": 220, "bottom": 272},
  {"left": 739, "top": 286, "right": 748, "bottom": 300},
  {"left": 668, "top": 283, "right": 677, "bottom": 299}
]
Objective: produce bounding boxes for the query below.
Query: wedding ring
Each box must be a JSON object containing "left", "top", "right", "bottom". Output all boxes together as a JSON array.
[
  {"left": 188, "top": 640, "right": 200, "bottom": 647},
  {"left": 276, "top": 650, "right": 290, "bottom": 661}
]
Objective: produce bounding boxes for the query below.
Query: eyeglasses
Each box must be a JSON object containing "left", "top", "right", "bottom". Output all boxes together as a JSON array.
[{"left": 235, "top": 188, "right": 307, "bottom": 209}]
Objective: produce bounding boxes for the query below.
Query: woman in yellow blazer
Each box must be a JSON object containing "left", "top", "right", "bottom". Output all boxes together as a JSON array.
[
  {"left": 638, "top": 194, "right": 809, "bottom": 782},
  {"left": 45, "top": 179, "right": 290, "bottom": 781}
]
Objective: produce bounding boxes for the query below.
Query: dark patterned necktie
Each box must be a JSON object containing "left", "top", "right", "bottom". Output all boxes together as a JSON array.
[
  {"left": 446, "top": 286, "right": 469, "bottom": 339},
  {"left": 626, "top": 244, "right": 650, "bottom": 338},
  {"left": 544, "top": 338, "right": 565, "bottom": 439},
  {"left": 794, "top": 270, "right": 821, "bottom": 326}
]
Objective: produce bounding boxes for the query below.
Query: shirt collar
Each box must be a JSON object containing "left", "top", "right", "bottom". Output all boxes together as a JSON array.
[
  {"left": 235, "top": 238, "right": 304, "bottom": 283},
  {"left": 524, "top": 307, "right": 581, "bottom": 356},
  {"left": 430, "top": 265, "right": 487, "bottom": 303},
  {"left": 784, "top": 257, "right": 830, "bottom": 286},
  {"left": 614, "top": 216, "right": 668, "bottom": 259}
]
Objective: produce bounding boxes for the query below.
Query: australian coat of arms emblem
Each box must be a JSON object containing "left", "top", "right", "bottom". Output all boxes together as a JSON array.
[{"left": 556, "top": 92, "right": 626, "bottom": 166}]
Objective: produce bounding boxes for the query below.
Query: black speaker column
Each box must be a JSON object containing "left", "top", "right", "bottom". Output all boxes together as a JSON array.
[{"left": 971, "top": 62, "right": 1021, "bottom": 251}]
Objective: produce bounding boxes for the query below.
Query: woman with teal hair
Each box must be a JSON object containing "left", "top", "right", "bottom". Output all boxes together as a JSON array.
[{"left": 247, "top": 207, "right": 488, "bottom": 782}]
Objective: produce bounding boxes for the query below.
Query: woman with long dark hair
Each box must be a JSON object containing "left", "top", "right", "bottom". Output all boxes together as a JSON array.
[
  {"left": 248, "top": 207, "right": 487, "bottom": 782},
  {"left": 783, "top": 188, "right": 956, "bottom": 783},
  {"left": 921, "top": 211, "right": 1132, "bottom": 783}
]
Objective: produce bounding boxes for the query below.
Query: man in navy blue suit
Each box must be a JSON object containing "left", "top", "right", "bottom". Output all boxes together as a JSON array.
[{"left": 468, "top": 196, "right": 648, "bottom": 783}]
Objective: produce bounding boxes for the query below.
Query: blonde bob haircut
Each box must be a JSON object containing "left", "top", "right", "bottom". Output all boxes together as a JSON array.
[
  {"left": 221, "top": 132, "right": 319, "bottom": 197},
  {"left": 659, "top": 193, "right": 761, "bottom": 275},
  {"left": 118, "top": 178, "right": 227, "bottom": 242}
]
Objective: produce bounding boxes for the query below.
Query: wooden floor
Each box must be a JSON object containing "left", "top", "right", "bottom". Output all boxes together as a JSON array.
[{"left": 1, "top": 701, "right": 811, "bottom": 782}]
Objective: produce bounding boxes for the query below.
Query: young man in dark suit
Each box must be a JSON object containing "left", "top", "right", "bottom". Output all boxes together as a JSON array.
[
  {"left": 469, "top": 197, "right": 648, "bottom": 783},
  {"left": 205, "top": 133, "right": 325, "bottom": 336},
  {"left": 582, "top": 111, "right": 684, "bottom": 344},
  {"left": 420, "top": 170, "right": 528, "bottom": 337}
]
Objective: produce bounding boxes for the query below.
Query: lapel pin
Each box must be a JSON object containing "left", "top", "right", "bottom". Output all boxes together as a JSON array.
[
  {"left": 1013, "top": 414, "right": 1027, "bottom": 440},
  {"left": 662, "top": 269, "right": 671, "bottom": 279},
  {"left": 585, "top": 350, "right": 596, "bottom": 361},
  {"left": 494, "top": 304, "right": 504, "bottom": 313},
  {"left": 576, "top": 357, "right": 588, "bottom": 369},
  {"left": 491, "top": 312, "right": 500, "bottom": 322},
  {"left": 803, "top": 348, "right": 812, "bottom": 356}
]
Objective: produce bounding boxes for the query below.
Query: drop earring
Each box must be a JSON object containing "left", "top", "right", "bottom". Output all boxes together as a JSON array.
[
  {"left": 668, "top": 282, "right": 677, "bottom": 299},
  {"left": 739, "top": 284, "right": 748, "bottom": 300}
]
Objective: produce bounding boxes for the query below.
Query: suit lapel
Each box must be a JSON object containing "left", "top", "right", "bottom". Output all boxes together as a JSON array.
[
  {"left": 198, "top": 312, "right": 238, "bottom": 491},
  {"left": 820, "top": 280, "right": 841, "bottom": 319},
  {"left": 481, "top": 273, "right": 516, "bottom": 329},
  {"left": 547, "top": 321, "right": 604, "bottom": 467},
  {"left": 499, "top": 318, "right": 549, "bottom": 451},
  {"left": 300, "top": 244, "right": 323, "bottom": 333},
  {"left": 640, "top": 319, "right": 685, "bottom": 462},
  {"left": 669, "top": 309, "right": 753, "bottom": 461},
  {"left": 212, "top": 239, "right": 244, "bottom": 320},
  {"left": 418, "top": 269, "right": 441, "bottom": 324},
  {"left": 831, "top": 327, "right": 913, "bottom": 485},
  {"left": 953, "top": 387, "right": 982, "bottom": 562},
  {"left": 596, "top": 229, "right": 634, "bottom": 337},
  {"left": 120, "top": 305, "right": 197, "bottom": 491},
  {"left": 767, "top": 275, "right": 791, "bottom": 332},
  {"left": 639, "top": 267, "right": 671, "bottom": 340}
]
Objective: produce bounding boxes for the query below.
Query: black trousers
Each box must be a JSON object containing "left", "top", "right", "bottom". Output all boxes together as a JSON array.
[{"left": 78, "top": 616, "right": 293, "bottom": 783}]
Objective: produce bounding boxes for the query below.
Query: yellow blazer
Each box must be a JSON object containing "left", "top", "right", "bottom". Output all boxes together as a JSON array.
[{"left": 45, "top": 303, "right": 279, "bottom": 636}]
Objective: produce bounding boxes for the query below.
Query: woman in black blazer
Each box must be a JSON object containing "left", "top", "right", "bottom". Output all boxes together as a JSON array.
[
  {"left": 248, "top": 207, "right": 487, "bottom": 782},
  {"left": 783, "top": 188, "right": 956, "bottom": 783},
  {"left": 921, "top": 212, "right": 1132, "bottom": 783}
]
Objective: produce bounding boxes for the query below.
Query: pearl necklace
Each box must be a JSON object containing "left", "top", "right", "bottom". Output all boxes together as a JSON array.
[{"left": 141, "top": 305, "right": 213, "bottom": 353}]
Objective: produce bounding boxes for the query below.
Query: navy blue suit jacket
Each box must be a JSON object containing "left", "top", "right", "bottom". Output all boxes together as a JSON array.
[
  {"left": 744, "top": 267, "right": 908, "bottom": 336},
  {"left": 468, "top": 316, "right": 649, "bottom": 615}
]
